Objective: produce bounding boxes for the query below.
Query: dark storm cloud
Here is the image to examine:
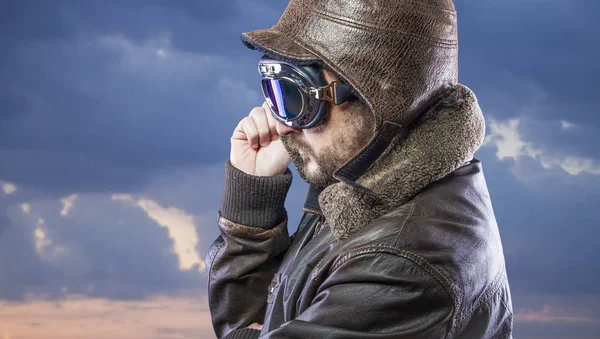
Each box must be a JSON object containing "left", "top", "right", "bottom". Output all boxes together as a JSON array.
[
  {"left": 0, "top": 0, "right": 284, "bottom": 195},
  {"left": 0, "top": 0, "right": 599, "bottom": 328},
  {"left": 457, "top": 0, "right": 599, "bottom": 120},
  {"left": 2, "top": 0, "right": 597, "bottom": 195},
  {"left": 456, "top": 0, "right": 600, "bottom": 164}
]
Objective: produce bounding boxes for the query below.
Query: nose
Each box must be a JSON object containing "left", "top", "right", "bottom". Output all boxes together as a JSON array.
[{"left": 276, "top": 121, "right": 301, "bottom": 136}]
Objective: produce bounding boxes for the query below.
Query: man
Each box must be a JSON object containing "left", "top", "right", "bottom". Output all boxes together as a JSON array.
[{"left": 206, "top": 0, "right": 513, "bottom": 338}]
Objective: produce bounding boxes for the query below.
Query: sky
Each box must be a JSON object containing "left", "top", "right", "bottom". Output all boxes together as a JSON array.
[{"left": 0, "top": 0, "right": 599, "bottom": 338}]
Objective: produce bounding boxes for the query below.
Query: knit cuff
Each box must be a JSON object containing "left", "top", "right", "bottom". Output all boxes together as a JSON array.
[
  {"left": 220, "top": 160, "right": 293, "bottom": 229},
  {"left": 223, "top": 328, "right": 261, "bottom": 339}
]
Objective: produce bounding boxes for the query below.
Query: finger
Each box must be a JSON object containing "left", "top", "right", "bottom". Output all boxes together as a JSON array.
[
  {"left": 232, "top": 119, "right": 246, "bottom": 140},
  {"left": 239, "top": 117, "right": 260, "bottom": 149},
  {"left": 249, "top": 106, "right": 272, "bottom": 147},
  {"left": 263, "top": 102, "right": 280, "bottom": 140}
]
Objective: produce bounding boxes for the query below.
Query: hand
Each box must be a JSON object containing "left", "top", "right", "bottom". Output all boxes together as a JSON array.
[
  {"left": 247, "top": 322, "right": 263, "bottom": 330},
  {"left": 230, "top": 102, "right": 291, "bottom": 176}
]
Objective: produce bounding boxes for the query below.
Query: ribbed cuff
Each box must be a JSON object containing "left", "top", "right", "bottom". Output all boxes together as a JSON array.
[
  {"left": 220, "top": 160, "right": 293, "bottom": 229},
  {"left": 223, "top": 328, "right": 261, "bottom": 339}
]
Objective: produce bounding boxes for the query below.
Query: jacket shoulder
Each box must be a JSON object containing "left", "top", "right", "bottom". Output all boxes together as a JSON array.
[{"left": 325, "top": 159, "right": 513, "bottom": 336}]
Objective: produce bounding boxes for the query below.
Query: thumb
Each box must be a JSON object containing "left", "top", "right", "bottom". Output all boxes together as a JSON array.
[{"left": 263, "top": 101, "right": 281, "bottom": 141}]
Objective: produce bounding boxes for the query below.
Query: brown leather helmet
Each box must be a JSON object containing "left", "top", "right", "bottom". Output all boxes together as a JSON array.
[{"left": 241, "top": 0, "right": 459, "bottom": 131}]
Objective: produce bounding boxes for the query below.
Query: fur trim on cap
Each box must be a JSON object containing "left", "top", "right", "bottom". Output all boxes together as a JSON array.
[{"left": 319, "top": 84, "right": 486, "bottom": 240}]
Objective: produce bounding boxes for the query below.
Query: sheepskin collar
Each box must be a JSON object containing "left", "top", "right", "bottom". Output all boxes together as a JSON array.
[{"left": 316, "top": 84, "right": 486, "bottom": 241}]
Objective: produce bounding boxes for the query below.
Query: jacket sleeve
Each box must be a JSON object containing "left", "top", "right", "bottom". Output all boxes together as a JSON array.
[
  {"left": 206, "top": 160, "right": 293, "bottom": 339},
  {"left": 260, "top": 250, "right": 455, "bottom": 339}
]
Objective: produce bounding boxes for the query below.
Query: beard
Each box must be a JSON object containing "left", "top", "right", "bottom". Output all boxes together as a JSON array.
[
  {"left": 280, "top": 101, "right": 374, "bottom": 188},
  {"left": 281, "top": 134, "right": 341, "bottom": 187}
]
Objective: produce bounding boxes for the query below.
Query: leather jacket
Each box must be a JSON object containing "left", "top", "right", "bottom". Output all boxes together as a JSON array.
[{"left": 206, "top": 158, "right": 513, "bottom": 339}]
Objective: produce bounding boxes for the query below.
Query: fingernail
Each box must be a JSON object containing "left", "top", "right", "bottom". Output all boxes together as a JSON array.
[{"left": 252, "top": 144, "right": 259, "bottom": 149}]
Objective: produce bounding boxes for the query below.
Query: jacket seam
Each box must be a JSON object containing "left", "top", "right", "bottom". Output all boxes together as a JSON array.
[
  {"left": 302, "top": 207, "right": 323, "bottom": 216},
  {"left": 205, "top": 236, "right": 225, "bottom": 276},
  {"left": 328, "top": 245, "right": 459, "bottom": 311},
  {"left": 389, "top": 197, "right": 455, "bottom": 304},
  {"left": 396, "top": 200, "right": 417, "bottom": 238},
  {"left": 206, "top": 240, "right": 226, "bottom": 323},
  {"left": 500, "top": 297, "right": 514, "bottom": 318},
  {"left": 218, "top": 216, "right": 287, "bottom": 239},
  {"left": 327, "top": 245, "right": 459, "bottom": 332},
  {"left": 457, "top": 262, "right": 506, "bottom": 323}
]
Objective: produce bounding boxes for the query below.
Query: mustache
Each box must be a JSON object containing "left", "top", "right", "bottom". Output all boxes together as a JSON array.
[{"left": 280, "top": 135, "right": 313, "bottom": 157}]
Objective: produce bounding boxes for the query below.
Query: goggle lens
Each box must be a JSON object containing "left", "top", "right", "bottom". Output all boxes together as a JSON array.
[{"left": 262, "top": 79, "right": 303, "bottom": 120}]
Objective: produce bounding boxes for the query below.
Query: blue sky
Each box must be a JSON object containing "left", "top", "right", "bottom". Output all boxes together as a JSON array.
[{"left": 1, "top": 1, "right": 599, "bottom": 338}]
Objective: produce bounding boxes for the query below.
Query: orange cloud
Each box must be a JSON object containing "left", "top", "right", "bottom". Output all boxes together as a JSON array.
[
  {"left": 515, "top": 304, "right": 597, "bottom": 324},
  {"left": 0, "top": 293, "right": 216, "bottom": 339}
]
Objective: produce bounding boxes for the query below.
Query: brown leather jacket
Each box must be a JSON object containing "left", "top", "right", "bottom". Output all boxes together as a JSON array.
[
  {"left": 206, "top": 85, "right": 513, "bottom": 338},
  {"left": 207, "top": 159, "right": 512, "bottom": 339}
]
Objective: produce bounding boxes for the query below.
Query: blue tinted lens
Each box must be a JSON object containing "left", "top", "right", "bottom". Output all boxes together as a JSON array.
[{"left": 262, "top": 79, "right": 303, "bottom": 119}]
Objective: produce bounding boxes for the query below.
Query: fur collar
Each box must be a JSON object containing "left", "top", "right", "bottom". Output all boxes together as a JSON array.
[{"left": 318, "top": 84, "right": 486, "bottom": 240}]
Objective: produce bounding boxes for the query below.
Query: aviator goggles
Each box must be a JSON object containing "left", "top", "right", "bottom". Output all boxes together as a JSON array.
[{"left": 258, "top": 55, "right": 356, "bottom": 129}]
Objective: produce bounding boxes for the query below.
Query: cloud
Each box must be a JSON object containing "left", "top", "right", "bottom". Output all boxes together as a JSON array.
[
  {"left": 217, "top": 78, "right": 260, "bottom": 105},
  {"left": 112, "top": 194, "right": 205, "bottom": 272},
  {"left": 97, "top": 32, "right": 225, "bottom": 81},
  {"left": 1, "top": 181, "right": 17, "bottom": 195},
  {"left": 0, "top": 293, "right": 215, "bottom": 339},
  {"left": 560, "top": 120, "right": 576, "bottom": 130},
  {"left": 473, "top": 146, "right": 600, "bottom": 295},
  {"left": 20, "top": 203, "right": 31, "bottom": 214},
  {"left": 33, "top": 219, "right": 51, "bottom": 253},
  {"left": 33, "top": 218, "right": 70, "bottom": 263},
  {"left": 60, "top": 194, "right": 78, "bottom": 216},
  {"left": 483, "top": 117, "right": 600, "bottom": 178},
  {"left": 512, "top": 293, "right": 600, "bottom": 338},
  {"left": 516, "top": 305, "right": 596, "bottom": 324},
  {"left": 1, "top": 29, "right": 262, "bottom": 195},
  {"left": 0, "top": 161, "right": 230, "bottom": 301}
]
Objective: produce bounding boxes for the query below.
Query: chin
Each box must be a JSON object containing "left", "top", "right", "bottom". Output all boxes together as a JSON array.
[{"left": 305, "top": 161, "right": 319, "bottom": 175}]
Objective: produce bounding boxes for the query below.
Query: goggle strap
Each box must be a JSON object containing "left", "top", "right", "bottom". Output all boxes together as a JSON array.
[
  {"left": 311, "top": 81, "right": 356, "bottom": 105},
  {"left": 333, "top": 82, "right": 356, "bottom": 105}
]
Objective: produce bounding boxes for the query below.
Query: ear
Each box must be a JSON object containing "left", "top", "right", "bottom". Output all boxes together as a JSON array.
[{"left": 321, "top": 68, "right": 339, "bottom": 83}]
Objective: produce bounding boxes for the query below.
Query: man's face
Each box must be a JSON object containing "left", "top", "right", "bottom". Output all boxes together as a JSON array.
[{"left": 277, "top": 69, "right": 375, "bottom": 188}]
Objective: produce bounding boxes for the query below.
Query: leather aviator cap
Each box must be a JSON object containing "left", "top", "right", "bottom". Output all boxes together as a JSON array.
[{"left": 241, "top": 0, "right": 459, "bottom": 130}]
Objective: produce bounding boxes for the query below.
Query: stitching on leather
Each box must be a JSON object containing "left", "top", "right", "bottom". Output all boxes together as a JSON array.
[
  {"left": 327, "top": 244, "right": 460, "bottom": 331},
  {"left": 206, "top": 239, "right": 225, "bottom": 275},
  {"left": 329, "top": 245, "right": 458, "bottom": 303},
  {"left": 246, "top": 32, "right": 315, "bottom": 59},
  {"left": 457, "top": 262, "right": 506, "bottom": 323},
  {"left": 206, "top": 240, "right": 226, "bottom": 312},
  {"left": 218, "top": 216, "right": 287, "bottom": 239},
  {"left": 310, "top": 9, "right": 458, "bottom": 47},
  {"left": 311, "top": 229, "right": 332, "bottom": 284},
  {"left": 499, "top": 292, "right": 514, "bottom": 318},
  {"left": 500, "top": 298, "right": 513, "bottom": 319},
  {"left": 302, "top": 207, "right": 323, "bottom": 215},
  {"left": 396, "top": 200, "right": 417, "bottom": 240},
  {"left": 311, "top": 257, "right": 326, "bottom": 283}
]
